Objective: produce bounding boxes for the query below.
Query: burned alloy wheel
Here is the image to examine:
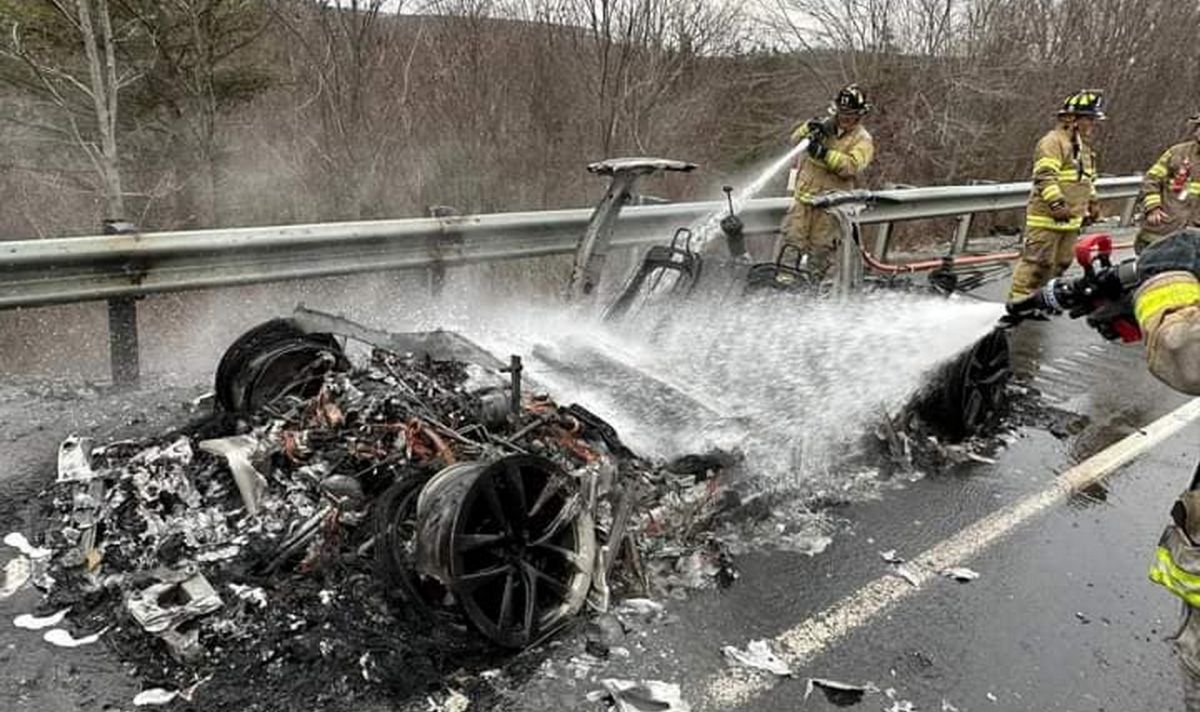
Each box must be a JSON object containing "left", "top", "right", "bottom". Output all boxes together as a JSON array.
[
  {"left": 919, "top": 328, "right": 1011, "bottom": 440},
  {"left": 414, "top": 456, "right": 595, "bottom": 648}
]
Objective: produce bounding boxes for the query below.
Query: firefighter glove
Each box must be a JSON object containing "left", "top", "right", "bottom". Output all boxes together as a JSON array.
[
  {"left": 804, "top": 118, "right": 829, "bottom": 139},
  {"left": 1085, "top": 293, "right": 1141, "bottom": 342},
  {"left": 1048, "top": 199, "right": 1072, "bottom": 221},
  {"left": 807, "top": 140, "right": 828, "bottom": 161},
  {"left": 1146, "top": 206, "right": 1168, "bottom": 227}
]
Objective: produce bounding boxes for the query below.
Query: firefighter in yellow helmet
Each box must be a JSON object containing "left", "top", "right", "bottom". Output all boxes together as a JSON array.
[
  {"left": 1135, "top": 114, "right": 1200, "bottom": 255},
  {"left": 1007, "top": 90, "right": 1106, "bottom": 301},
  {"left": 781, "top": 83, "right": 875, "bottom": 279}
]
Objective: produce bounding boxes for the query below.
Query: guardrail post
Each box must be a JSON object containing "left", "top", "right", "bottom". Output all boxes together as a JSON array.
[
  {"left": 952, "top": 214, "right": 973, "bottom": 254},
  {"left": 102, "top": 219, "right": 141, "bottom": 385},
  {"left": 107, "top": 297, "right": 139, "bottom": 385},
  {"left": 426, "top": 205, "right": 458, "bottom": 298},
  {"left": 873, "top": 222, "right": 892, "bottom": 260},
  {"left": 1118, "top": 196, "right": 1138, "bottom": 227},
  {"left": 832, "top": 207, "right": 863, "bottom": 298}
]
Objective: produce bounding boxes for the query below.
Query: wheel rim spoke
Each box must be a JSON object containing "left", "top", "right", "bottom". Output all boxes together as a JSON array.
[
  {"left": 504, "top": 461, "right": 528, "bottom": 526},
  {"left": 479, "top": 475, "right": 514, "bottom": 536},
  {"left": 528, "top": 476, "right": 561, "bottom": 518},
  {"left": 498, "top": 570, "right": 516, "bottom": 628},
  {"left": 531, "top": 541, "right": 586, "bottom": 568},
  {"left": 520, "top": 564, "right": 538, "bottom": 636},
  {"left": 531, "top": 494, "right": 580, "bottom": 547},
  {"left": 457, "top": 532, "right": 507, "bottom": 552},
  {"left": 523, "top": 560, "right": 569, "bottom": 597},
  {"left": 457, "top": 563, "right": 512, "bottom": 592}
]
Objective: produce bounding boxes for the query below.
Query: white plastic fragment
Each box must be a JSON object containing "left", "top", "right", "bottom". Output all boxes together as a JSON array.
[
  {"left": 880, "top": 549, "right": 904, "bottom": 564},
  {"left": 57, "top": 436, "right": 97, "bottom": 483},
  {"left": 44, "top": 627, "right": 107, "bottom": 648},
  {"left": 942, "top": 699, "right": 961, "bottom": 711},
  {"left": 1, "top": 557, "right": 31, "bottom": 599},
  {"left": 133, "top": 689, "right": 179, "bottom": 706},
  {"left": 228, "top": 583, "right": 268, "bottom": 608},
  {"left": 614, "top": 598, "right": 665, "bottom": 618},
  {"left": 127, "top": 573, "right": 223, "bottom": 634},
  {"left": 4, "top": 532, "right": 52, "bottom": 559},
  {"left": 14, "top": 607, "right": 70, "bottom": 630},
  {"left": 199, "top": 435, "right": 267, "bottom": 515},
  {"left": 595, "top": 679, "right": 691, "bottom": 712},
  {"left": 721, "top": 639, "right": 791, "bottom": 676},
  {"left": 892, "top": 563, "right": 921, "bottom": 586},
  {"left": 941, "top": 567, "right": 980, "bottom": 582},
  {"left": 196, "top": 545, "right": 241, "bottom": 563},
  {"left": 426, "top": 689, "right": 470, "bottom": 712}
]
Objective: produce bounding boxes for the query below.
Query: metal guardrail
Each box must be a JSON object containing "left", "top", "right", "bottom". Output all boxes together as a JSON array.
[
  {"left": 0, "top": 176, "right": 1143, "bottom": 311},
  {"left": 0, "top": 174, "right": 1143, "bottom": 381}
]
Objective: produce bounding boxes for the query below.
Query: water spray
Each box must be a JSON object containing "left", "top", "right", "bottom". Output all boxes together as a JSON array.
[{"left": 691, "top": 139, "right": 810, "bottom": 252}]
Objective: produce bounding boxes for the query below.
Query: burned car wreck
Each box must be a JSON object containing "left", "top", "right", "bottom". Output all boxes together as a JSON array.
[{"left": 1, "top": 158, "right": 1019, "bottom": 710}]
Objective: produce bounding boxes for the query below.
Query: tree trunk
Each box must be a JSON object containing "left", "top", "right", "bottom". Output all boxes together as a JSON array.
[{"left": 76, "top": 0, "right": 124, "bottom": 219}]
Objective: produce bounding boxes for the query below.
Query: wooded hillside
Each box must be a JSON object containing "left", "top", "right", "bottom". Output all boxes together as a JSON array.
[{"left": 1, "top": 0, "right": 1195, "bottom": 238}]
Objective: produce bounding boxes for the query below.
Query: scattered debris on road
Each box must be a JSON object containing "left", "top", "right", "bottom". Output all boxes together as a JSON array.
[
  {"left": 43, "top": 626, "right": 106, "bottom": 647},
  {"left": 588, "top": 678, "right": 691, "bottom": 712},
  {"left": 13, "top": 607, "right": 69, "bottom": 630},
  {"left": 721, "top": 638, "right": 792, "bottom": 676},
  {"left": 804, "top": 677, "right": 876, "bottom": 705},
  {"left": 940, "top": 566, "right": 981, "bottom": 582}
]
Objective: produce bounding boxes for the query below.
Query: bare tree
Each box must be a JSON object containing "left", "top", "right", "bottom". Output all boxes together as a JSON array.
[{"left": 0, "top": 0, "right": 136, "bottom": 222}]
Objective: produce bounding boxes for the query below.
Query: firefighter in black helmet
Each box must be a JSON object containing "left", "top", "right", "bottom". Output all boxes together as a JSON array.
[{"left": 780, "top": 83, "right": 876, "bottom": 280}]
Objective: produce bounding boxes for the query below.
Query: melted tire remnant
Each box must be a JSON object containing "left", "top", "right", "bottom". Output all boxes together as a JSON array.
[
  {"left": 918, "top": 328, "right": 1012, "bottom": 440},
  {"left": 214, "top": 319, "right": 347, "bottom": 412}
]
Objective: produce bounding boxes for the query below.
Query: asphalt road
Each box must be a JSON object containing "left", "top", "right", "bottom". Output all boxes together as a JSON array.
[
  {"left": 500, "top": 317, "right": 1200, "bottom": 711},
  {"left": 2, "top": 290, "right": 1198, "bottom": 712}
]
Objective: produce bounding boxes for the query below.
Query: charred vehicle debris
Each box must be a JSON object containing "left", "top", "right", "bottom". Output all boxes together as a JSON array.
[{"left": 0, "top": 158, "right": 1025, "bottom": 710}]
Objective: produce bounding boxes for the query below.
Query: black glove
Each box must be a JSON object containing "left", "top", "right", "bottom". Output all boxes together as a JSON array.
[
  {"left": 1001, "top": 290, "right": 1057, "bottom": 327},
  {"left": 804, "top": 118, "right": 829, "bottom": 139},
  {"left": 807, "top": 140, "right": 828, "bottom": 160},
  {"left": 1138, "top": 229, "right": 1200, "bottom": 280},
  {"left": 1048, "top": 199, "right": 1072, "bottom": 221},
  {"left": 1084, "top": 293, "right": 1141, "bottom": 342},
  {"left": 719, "top": 213, "right": 744, "bottom": 238}
]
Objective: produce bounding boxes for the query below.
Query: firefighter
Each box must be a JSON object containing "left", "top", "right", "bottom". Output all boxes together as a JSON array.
[
  {"left": 781, "top": 83, "right": 875, "bottom": 280},
  {"left": 1007, "top": 89, "right": 1106, "bottom": 301},
  {"left": 1135, "top": 114, "right": 1200, "bottom": 255},
  {"left": 1014, "top": 229, "right": 1200, "bottom": 705}
]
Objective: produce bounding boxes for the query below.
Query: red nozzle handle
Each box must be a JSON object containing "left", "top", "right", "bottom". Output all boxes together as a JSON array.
[{"left": 1075, "top": 233, "right": 1112, "bottom": 269}]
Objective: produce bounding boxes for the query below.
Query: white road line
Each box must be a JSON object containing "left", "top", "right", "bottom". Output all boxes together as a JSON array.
[{"left": 700, "top": 397, "right": 1200, "bottom": 710}]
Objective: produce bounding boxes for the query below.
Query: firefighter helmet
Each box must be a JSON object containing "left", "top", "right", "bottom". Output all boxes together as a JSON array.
[
  {"left": 833, "top": 84, "right": 871, "bottom": 116},
  {"left": 1057, "top": 89, "right": 1106, "bottom": 119}
]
